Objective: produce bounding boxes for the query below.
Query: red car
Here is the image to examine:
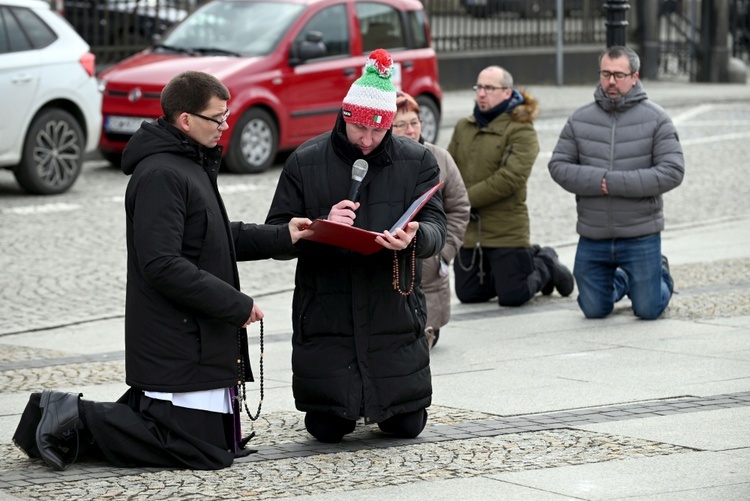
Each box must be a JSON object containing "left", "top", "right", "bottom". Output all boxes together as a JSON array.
[{"left": 97, "top": 0, "right": 442, "bottom": 173}]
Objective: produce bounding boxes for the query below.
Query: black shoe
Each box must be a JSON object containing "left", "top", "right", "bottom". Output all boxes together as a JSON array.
[
  {"left": 537, "top": 246, "right": 575, "bottom": 297},
  {"left": 35, "top": 390, "right": 84, "bottom": 471},
  {"left": 425, "top": 327, "right": 440, "bottom": 349},
  {"left": 533, "top": 245, "right": 555, "bottom": 295}
]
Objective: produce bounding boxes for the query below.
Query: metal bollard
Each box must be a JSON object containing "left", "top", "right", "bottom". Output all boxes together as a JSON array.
[{"left": 603, "top": 0, "right": 631, "bottom": 47}]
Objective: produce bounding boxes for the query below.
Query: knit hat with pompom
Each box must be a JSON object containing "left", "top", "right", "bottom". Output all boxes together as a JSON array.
[{"left": 341, "top": 49, "right": 397, "bottom": 129}]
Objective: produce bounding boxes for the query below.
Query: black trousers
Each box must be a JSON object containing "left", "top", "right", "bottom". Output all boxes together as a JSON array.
[
  {"left": 454, "top": 246, "right": 551, "bottom": 307},
  {"left": 304, "top": 408, "right": 428, "bottom": 443},
  {"left": 14, "top": 390, "right": 235, "bottom": 470}
]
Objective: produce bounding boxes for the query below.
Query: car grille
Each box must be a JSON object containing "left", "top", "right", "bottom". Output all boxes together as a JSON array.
[{"left": 106, "top": 89, "right": 162, "bottom": 100}]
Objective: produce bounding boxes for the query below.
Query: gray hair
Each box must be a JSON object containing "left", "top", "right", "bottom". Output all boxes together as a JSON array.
[
  {"left": 599, "top": 46, "right": 640, "bottom": 73},
  {"left": 482, "top": 65, "right": 514, "bottom": 89}
]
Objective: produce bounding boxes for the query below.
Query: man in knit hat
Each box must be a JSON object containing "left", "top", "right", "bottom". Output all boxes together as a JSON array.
[{"left": 266, "top": 49, "right": 447, "bottom": 443}]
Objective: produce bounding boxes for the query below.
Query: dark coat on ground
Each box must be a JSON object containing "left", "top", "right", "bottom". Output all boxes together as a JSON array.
[
  {"left": 265, "top": 114, "right": 447, "bottom": 424},
  {"left": 121, "top": 118, "right": 295, "bottom": 393}
]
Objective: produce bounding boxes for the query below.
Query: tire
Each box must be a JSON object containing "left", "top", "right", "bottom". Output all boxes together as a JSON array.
[
  {"left": 14, "top": 108, "right": 85, "bottom": 195},
  {"left": 416, "top": 95, "right": 440, "bottom": 145},
  {"left": 224, "top": 108, "right": 278, "bottom": 174}
]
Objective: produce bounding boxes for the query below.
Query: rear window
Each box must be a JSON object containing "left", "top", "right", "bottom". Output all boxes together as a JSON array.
[
  {"left": 357, "top": 2, "right": 405, "bottom": 52},
  {"left": 0, "top": 6, "right": 57, "bottom": 53}
]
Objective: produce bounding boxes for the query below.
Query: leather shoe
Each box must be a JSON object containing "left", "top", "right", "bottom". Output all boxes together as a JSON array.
[{"left": 35, "top": 390, "right": 84, "bottom": 471}]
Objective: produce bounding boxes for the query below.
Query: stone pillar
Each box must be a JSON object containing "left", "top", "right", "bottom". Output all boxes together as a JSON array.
[{"left": 637, "top": 0, "right": 660, "bottom": 79}]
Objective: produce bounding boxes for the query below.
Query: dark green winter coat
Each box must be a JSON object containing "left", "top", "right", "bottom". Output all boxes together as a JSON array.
[{"left": 448, "top": 90, "right": 540, "bottom": 248}]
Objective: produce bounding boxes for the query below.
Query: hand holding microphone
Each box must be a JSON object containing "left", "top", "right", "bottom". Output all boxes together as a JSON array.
[
  {"left": 348, "top": 159, "right": 368, "bottom": 202},
  {"left": 328, "top": 159, "right": 369, "bottom": 225}
]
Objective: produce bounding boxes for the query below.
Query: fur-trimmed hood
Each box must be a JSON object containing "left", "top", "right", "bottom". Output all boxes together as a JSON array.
[{"left": 510, "top": 89, "right": 539, "bottom": 123}]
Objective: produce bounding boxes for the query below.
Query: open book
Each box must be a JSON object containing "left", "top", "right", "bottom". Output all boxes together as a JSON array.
[{"left": 301, "top": 181, "right": 444, "bottom": 255}]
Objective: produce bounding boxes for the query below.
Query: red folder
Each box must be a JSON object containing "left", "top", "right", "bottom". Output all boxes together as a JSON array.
[{"left": 302, "top": 181, "right": 444, "bottom": 255}]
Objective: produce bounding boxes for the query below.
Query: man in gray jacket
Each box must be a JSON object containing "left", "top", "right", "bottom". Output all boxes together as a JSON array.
[{"left": 548, "top": 46, "right": 685, "bottom": 320}]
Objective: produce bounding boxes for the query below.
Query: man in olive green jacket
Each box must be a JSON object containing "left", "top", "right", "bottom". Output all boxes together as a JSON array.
[{"left": 448, "top": 66, "right": 574, "bottom": 307}]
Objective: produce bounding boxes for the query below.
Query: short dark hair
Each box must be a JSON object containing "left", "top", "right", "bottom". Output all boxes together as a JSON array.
[
  {"left": 161, "top": 71, "right": 231, "bottom": 123},
  {"left": 600, "top": 46, "right": 641, "bottom": 73}
]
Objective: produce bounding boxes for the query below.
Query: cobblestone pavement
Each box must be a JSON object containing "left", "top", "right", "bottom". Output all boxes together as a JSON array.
[
  {"left": 1, "top": 100, "right": 749, "bottom": 335},
  {"left": 2, "top": 388, "right": 748, "bottom": 499},
  {"left": 1, "top": 87, "right": 749, "bottom": 499}
]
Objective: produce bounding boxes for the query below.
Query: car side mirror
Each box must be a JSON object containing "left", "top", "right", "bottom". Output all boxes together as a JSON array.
[{"left": 290, "top": 31, "right": 326, "bottom": 66}]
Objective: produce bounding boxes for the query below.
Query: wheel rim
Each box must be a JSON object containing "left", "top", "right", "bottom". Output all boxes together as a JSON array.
[
  {"left": 239, "top": 118, "right": 273, "bottom": 168},
  {"left": 32, "top": 119, "right": 81, "bottom": 189},
  {"left": 420, "top": 108, "right": 438, "bottom": 144}
]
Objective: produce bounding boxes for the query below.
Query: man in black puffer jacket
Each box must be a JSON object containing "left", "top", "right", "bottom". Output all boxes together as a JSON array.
[{"left": 266, "top": 49, "right": 447, "bottom": 443}]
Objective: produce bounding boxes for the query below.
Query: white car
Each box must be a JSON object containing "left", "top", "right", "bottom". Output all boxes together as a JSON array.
[{"left": 0, "top": 0, "right": 101, "bottom": 194}]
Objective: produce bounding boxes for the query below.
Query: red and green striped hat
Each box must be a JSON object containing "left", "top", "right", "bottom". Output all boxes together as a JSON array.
[{"left": 342, "top": 49, "right": 397, "bottom": 129}]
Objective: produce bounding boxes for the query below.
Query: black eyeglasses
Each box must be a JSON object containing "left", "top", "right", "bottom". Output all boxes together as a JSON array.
[
  {"left": 473, "top": 84, "right": 508, "bottom": 93},
  {"left": 189, "top": 109, "right": 230, "bottom": 129},
  {"left": 599, "top": 71, "right": 634, "bottom": 81}
]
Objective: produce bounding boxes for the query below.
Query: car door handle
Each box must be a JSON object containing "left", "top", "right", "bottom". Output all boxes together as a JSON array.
[
  {"left": 343, "top": 68, "right": 357, "bottom": 76},
  {"left": 11, "top": 74, "right": 33, "bottom": 84},
  {"left": 402, "top": 61, "right": 414, "bottom": 70}
]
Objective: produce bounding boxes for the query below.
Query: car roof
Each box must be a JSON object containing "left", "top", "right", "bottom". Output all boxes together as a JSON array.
[
  {"left": 0, "top": 0, "right": 51, "bottom": 7},
  {"left": 218, "top": 0, "right": 425, "bottom": 9}
]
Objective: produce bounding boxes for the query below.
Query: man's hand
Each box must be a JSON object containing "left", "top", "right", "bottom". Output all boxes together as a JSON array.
[
  {"left": 601, "top": 176, "right": 609, "bottom": 195},
  {"left": 243, "top": 303, "right": 264, "bottom": 327},
  {"left": 327, "top": 200, "right": 360, "bottom": 226},
  {"left": 288, "top": 217, "right": 314, "bottom": 244},
  {"left": 374, "top": 221, "right": 419, "bottom": 250}
]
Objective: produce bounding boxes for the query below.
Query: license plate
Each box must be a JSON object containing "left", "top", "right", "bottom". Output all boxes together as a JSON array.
[{"left": 105, "top": 115, "right": 154, "bottom": 134}]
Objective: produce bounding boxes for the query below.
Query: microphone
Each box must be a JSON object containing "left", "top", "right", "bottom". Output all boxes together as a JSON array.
[{"left": 348, "top": 159, "right": 368, "bottom": 202}]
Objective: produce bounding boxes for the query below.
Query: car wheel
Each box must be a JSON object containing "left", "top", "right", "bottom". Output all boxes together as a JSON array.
[
  {"left": 224, "top": 108, "right": 278, "bottom": 174},
  {"left": 416, "top": 95, "right": 440, "bottom": 145},
  {"left": 14, "top": 109, "right": 85, "bottom": 195}
]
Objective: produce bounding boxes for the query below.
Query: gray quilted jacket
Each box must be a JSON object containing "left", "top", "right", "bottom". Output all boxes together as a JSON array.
[{"left": 548, "top": 80, "right": 685, "bottom": 239}]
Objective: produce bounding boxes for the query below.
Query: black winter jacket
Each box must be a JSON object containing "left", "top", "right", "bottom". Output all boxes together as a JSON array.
[
  {"left": 121, "top": 118, "right": 295, "bottom": 392},
  {"left": 265, "top": 114, "right": 447, "bottom": 424}
]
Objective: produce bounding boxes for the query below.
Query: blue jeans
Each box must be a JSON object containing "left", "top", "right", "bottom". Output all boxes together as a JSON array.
[{"left": 574, "top": 233, "right": 674, "bottom": 320}]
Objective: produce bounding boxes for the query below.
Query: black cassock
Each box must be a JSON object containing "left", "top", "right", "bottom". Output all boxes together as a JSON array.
[{"left": 14, "top": 389, "right": 244, "bottom": 470}]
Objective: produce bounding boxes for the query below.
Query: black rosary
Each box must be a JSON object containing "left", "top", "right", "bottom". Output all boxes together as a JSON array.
[{"left": 236, "top": 319, "right": 264, "bottom": 422}]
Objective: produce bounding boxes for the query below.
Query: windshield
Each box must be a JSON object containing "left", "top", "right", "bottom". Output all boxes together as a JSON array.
[{"left": 159, "top": 1, "right": 304, "bottom": 57}]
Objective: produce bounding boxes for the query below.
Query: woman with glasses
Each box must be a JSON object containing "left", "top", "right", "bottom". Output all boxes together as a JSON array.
[{"left": 392, "top": 91, "right": 470, "bottom": 349}]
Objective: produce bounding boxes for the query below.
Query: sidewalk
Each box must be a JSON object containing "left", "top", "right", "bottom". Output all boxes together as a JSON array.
[
  {"left": 1, "top": 80, "right": 749, "bottom": 499},
  {"left": 0, "top": 220, "right": 748, "bottom": 499}
]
